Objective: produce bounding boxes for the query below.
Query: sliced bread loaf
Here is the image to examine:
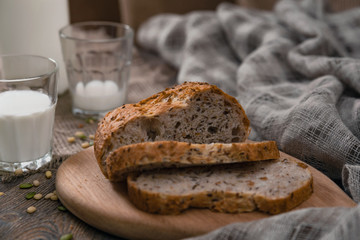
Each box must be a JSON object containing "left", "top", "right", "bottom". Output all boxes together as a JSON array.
[
  {"left": 127, "top": 156, "right": 313, "bottom": 215},
  {"left": 106, "top": 140, "right": 280, "bottom": 181},
  {"left": 95, "top": 82, "right": 251, "bottom": 177}
]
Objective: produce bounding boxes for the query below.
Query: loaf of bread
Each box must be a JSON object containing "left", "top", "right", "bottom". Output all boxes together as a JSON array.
[
  {"left": 95, "top": 82, "right": 251, "bottom": 177},
  {"left": 93, "top": 82, "right": 313, "bottom": 215},
  {"left": 106, "top": 140, "right": 280, "bottom": 181},
  {"left": 127, "top": 156, "right": 313, "bottom": 215}
]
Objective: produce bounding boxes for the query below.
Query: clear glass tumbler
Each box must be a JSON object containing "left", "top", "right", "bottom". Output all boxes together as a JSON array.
[
  {"left": 0, "top": 54, "right": 58, "bottom": 172},
  {"left": 59, "top": 21, "right": 133, "bottom": 119}
]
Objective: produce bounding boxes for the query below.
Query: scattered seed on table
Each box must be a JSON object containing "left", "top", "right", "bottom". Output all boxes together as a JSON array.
[
  {"left": 60, "top": 233, "right": 73, "bottom": 240},
  {"left": 14, "top": 168, "right": 23, "bottom": 176},
  {"left": 33, "top": 180, "right": 40, "bottom": 187},
  {"left": 33, "top": 193, "right": 43, "bottom": 200},
  {"left": 0, "top": 192, "right": 5, "bottom": 196},
  {"left": 89, "top": 134, "right": 95, "bottom": 140},
  {"left": 53, "top": 190, "right": 57, "bottom": 194},
  {"left": 81, "top": 142, "right": 90, "bottom": 148},
  {"left": 74, "top": 131, "right": 84, "bottom": 137},
  {"left": 19, "top": 183, "right": 33, "bottom": 189},
  {"left": 50, "top": 195, "right": 58, "bottom": 201},
  {"left": 86, "top": 117, "right": 95, "bottom": 124},
  {"left": 67, "top": 137, "right": 76, "bottom": 143},
  {"left": 75, "top": 131, "right": 86, "bottom": 140},
  {"left": 45, "top": 193, "right": 54, "bottom": 199},
  {"left": 26, "top": 206, "right": 36, "bottom": 214},
  {"left": 58, "top": 205, "right": 67, "bottom": 211},
  {"left": 25, "top": 192, "right": 36, "bottom": 200},
  {"left": 45, "top": 170, "right": 52, "bottom": 179}
]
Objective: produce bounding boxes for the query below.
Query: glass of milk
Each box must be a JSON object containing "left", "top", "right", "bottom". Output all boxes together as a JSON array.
[
  {"left": 59, "top": 22, "right": 133, "bottom": 119},
  {"left": 0, "top": 54, "right": 58, "bottom": 172},
  {"left": 0, "top": 0, "right": 69, "bottom": 95}
]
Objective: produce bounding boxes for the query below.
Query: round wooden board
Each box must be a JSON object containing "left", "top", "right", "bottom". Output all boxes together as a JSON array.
[{"left": 56, "top": 147, "right": 356, "bottom": 240}]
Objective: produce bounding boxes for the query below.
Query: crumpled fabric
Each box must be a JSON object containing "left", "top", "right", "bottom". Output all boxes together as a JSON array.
[
  {"left": 185, "top": 205, "right": 360, "bottom": 240},
  {"left": 137, "top": 0, "right": 360, "bottom": 239},
  {"left": 137, "top": 0, "right": 360, "bottom": 200}
]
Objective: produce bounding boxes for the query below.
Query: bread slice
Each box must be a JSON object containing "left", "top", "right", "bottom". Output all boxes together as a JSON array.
[
  {"left": 127, "top": 157, "right": 313, "bottom": 215},
  {"left": 95, "top": 82, "right": 251, "bottom": 177},
  {"left": 106, "top": 140, "right": 280, "bottom": 181}
]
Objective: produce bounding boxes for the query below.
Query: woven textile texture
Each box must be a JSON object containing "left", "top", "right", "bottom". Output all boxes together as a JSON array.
[
  {"left": 137, "top": 0, "right": 360, "bottom": 238},
  {"left": 137, "top": 0, "right": 360, "bottom": 200},
  {"left": 185, "top": 205, "right": 360, "bottom": 240}
]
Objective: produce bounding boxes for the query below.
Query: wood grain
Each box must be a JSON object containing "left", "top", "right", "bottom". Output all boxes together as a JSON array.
[
  {"left": 0, "top": 171, "right": 121, "bottom": 240},
  {"left": 56, "top": 147, "right": 356, "bottom": 240}
]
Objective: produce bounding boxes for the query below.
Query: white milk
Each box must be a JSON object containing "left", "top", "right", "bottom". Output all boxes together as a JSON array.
[
  {"left": 73, "top": 80, "right": 126, "bottom": 112},
  {"left": 0, "top": 0, "right": 69, "bottom": 94},
  {"left": 0, "top": 90, "right": 55, "bottom": 163}
]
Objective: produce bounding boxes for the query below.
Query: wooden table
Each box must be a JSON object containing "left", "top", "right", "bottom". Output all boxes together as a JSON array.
[{"left": 0, "top": 169, "right": 122, "bottom": 240}]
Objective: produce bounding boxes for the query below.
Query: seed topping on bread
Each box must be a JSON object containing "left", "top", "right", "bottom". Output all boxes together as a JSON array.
[
  {"left": 93, "top": 82, "right": 313, "bottom": 216},
  {"left": 95, "top": 82, "right": 250, "bottom": 177},
  {"left": 127, "top": 156, "right": 313, "bottom": 215},
  {"left": 106, "top": 140, "right": 280, "bottom": 181}
]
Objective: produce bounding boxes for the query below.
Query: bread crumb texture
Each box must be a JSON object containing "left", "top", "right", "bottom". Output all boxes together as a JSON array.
[
  {"left": 95, "top": 82, "right": 250, "bottom": 177},
  {"left": 127, "top": 157, "right": 313, "bottom": 215}
]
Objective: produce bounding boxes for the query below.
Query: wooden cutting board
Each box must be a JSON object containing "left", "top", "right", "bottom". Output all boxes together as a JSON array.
[{"left": 56, "top": 147, "right": 356, "bottom": 240}]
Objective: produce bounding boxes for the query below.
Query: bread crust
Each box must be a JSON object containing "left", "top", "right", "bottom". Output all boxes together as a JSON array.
[
  {"left": 95, "top": 82, "right": 250, "bottom": 177},
  {"left": 106, "top": 141, "right": 280, "bottom": 181},
  {"left": 127, "top": 157, "right": 313, "bottom": 215}
]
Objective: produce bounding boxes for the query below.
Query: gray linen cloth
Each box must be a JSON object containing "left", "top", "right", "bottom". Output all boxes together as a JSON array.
[{"left": 137, "top": 0, "right": 360, "bottom": 239}]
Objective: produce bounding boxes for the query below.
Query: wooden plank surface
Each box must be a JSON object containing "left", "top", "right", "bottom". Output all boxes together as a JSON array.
[
  {"left": 56, "top": 147, "right": 356, "bottom": 240},
  {"left": 0, "top": 170, "right": 121, "bottom": 240}
]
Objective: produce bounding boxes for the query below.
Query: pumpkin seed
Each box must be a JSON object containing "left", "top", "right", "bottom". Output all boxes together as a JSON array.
[
  {"left": 25, "top": 192, "right": 36, "bottom": 200},
  {"left": 58, "top": 206, "right": 67, "bottom": 211},
  {"left": 19, "top": 183, "right": 33, "bottom": 189},
  {"left": 60, "top": 233, "right": 73, "bottom": 240},
  {"left": 75, "top": 131, "right": 86, "bottom": 139},
  {"left": 85, "top": 117, "right": 96, "bottom": 124}
]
